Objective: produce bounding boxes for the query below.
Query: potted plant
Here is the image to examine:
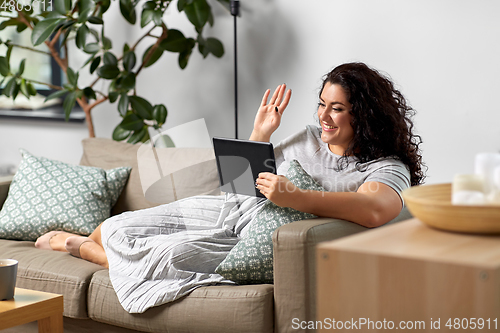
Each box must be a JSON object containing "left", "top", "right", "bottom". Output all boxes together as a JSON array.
[{"left": 0, "top": 0, "right": 229, "bottom": 144}]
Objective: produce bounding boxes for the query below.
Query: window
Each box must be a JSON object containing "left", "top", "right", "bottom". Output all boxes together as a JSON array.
[{"left": 0, "top": 8, "right": 83, "bottom": 121}]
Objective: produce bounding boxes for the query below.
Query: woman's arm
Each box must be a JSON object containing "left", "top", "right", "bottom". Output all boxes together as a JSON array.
[
  {"left": 255, "top": 174, "right": 402, "bottom": 228},
  {"left": 249, "top": 84, "right": 292, "bottom": 142}
]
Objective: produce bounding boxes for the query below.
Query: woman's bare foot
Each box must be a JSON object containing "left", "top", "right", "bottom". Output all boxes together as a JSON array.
[{"left": 35, "top": 231, "right": 75, "bottom": 252}]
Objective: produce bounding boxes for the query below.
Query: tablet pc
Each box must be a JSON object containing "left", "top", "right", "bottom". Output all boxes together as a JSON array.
[{"left": 213, "top": 137, "right": 276, "bottom": 198}]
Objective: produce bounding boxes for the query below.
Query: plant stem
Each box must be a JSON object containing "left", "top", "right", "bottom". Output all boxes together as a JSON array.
[
  {"left": 130, "top": 26, "right": 157, "bottom": 51},
  {"left": 5, "top": 42, "right": 52, "bottom": 56},
  {"left": 136, "top": 25, "right": 168, "bottom": 77},
  {"left": 23, "top": 78, "right": 62, "bottom": 91}
]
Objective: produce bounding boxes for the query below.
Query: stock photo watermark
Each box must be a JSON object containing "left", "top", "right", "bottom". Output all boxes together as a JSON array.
[{"left": 292, "top": 317, "right": 498, "bottom": 331}]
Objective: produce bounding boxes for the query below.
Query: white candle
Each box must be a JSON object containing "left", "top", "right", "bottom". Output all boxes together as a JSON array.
[
  {"left": 452, "top": 174, "right": 484, "bottom": 193},
  {"left": 474, "top": 153, "right": 500, "bottom": 194},
  {"left": 452, "top": 174, "right": 486, "bottom": 205}
]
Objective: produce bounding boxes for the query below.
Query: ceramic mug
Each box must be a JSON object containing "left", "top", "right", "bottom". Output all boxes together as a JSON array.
[{"left": 0, "top": 259, "right": 18, "bottom": 300}]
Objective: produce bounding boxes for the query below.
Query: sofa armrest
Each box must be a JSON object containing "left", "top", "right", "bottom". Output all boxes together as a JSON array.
[
  {"left": 272, "top": 207, "right": 412, "bottom": 333},
  {"left": 0, "top": 175, "right": 13, "bottom": 210}
]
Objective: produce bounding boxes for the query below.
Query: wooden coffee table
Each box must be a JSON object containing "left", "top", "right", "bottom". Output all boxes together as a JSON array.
[{"left": 0, "top": 288, "right": 63, "bottom": 333}]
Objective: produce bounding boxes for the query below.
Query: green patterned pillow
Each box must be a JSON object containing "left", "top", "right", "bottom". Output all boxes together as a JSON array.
[
  {"left": 0, "top": 149, "right": 131, "bottom": 241},
  {"left": 216, "top": 159, "right": 324, "bottom": 284}
]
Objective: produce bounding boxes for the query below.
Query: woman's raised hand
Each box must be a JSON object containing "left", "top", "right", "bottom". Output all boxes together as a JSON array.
[{"left": 250, "top": 84, "right": 292, "bottom": 142}]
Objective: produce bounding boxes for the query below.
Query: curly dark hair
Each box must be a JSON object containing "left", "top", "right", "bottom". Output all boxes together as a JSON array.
[{"left": 320, "top": 62, "right": 425, "bottom": 186}]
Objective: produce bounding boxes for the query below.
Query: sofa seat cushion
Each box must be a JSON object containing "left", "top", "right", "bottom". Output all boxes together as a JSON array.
[
  {"left": 0, "top": 239, "right": 106, "bottom": 319},
  {"left": 88, "top": 270, "right": 274, "bottom": 333}
]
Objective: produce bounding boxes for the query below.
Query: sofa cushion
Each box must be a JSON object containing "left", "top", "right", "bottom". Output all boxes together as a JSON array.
[
  {"left": 0, "top": 239, "right": 106, "bottom": 319},
  {"left": 80, "top": 138, "right": 220, "bottom": 215},
  {"left": 0, "top": 150, "right": 131, "bottom": 241},
  {"left": 216, "top": 160, "right": 323, "bottom": 284},
  {"left": 88, "top": 270, "right": 274, "bottom": 333}
]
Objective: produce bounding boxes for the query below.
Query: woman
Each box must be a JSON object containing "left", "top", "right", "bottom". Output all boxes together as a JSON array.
[
  {"left": 35, "top": 62, "right": 424, "bottom": 312},
  {"left": 254, "top": 62, "right": 423, "bottom": 227}
]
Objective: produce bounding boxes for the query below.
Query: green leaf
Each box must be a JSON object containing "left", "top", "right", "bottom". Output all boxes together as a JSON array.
[
  {"left": 123, "top": 43, "right": 130, "bottom": 53},
  {"left": 119, "top": 0, "right": 137, "bottom": 25},
  {"left": 127, "top": 126, "right": 149, "bottom": 144},
  {"left": 6, "top": 44, "right": 12, "bottom": 63},
  {"left": 207, "top": 9, "right": 214, "bottom": 27},
  {"left": 155, "top": 134, "right": 176, "bottom": 147},
  {"left": 87, "top": 16, "right": 104, "bottom": 24},
  {"left": 16, "top": 24, "right": 28, "bottom": 33},
  {"left": 3, "top": 78, "right": 16, "bottom": 97},
  {"left": 118, "top": 93, "right": 129, "bottom": 116},
  {"left": 102, "top": 36, "right": 112, "bottom": 50},
  {"left": 108, "top": 91, "right": 119, "bottom": 103},
  {"left": 0, "top": 19, "right": 19, "bottom": 31},
  {"left": 83, "top": 87, "right": 97, "bottom": 100},
  {"left": 120, "top": 113, "right": 144, "bottom": 131},
  {"left": 84, "top": 42, "right": 100, "bottom": 54},
  {"left": 11, "top": 81, "right": 20, "bottom": 100},
  {"left": 66, "top": 67, "right": 78, "bottom": 86},
  {"left": 160, "top": 29, "right": 187, "bottom": 53},
  {"left": 153, "top": 104, "right": 167, "bottom": 125},
  {"left": 129, "top": 95, "right": 153, "bottom": 120},
  {"left": 112, "top": 125, "right": 131, "bottom": 141},
  {"left": 206, "top": 37, "right": 224, "bottom": 58},
  {"left": 76, "top": 24, "right": 89, "bottom": 49},
  {"left": 178, "top": 48, "right": 192, "bottom": 69},
  {"left": 103, "top": 52, "right": 118, "bottom": 66},
  {"left": 123, "top": 51, "right": 136, "bottom": 72},
  {"left": 90, "top": 56, "right": 101, "bottom": 74},
  {"left": 177, "top": 0, "right": 187, "bottom": 11},
  {"left": 120, "top": 72, "right": 136, "bottom": 91},
  {"left": 197, "top": 36, "right": 209, "bottom": 58},
  {"left": 143, "top": 1, "right": 156, "bottom": 10},
  {"left": 142, "top": 45, "right": 163, "bottom": 68},
  {"left": 63, "top": 91, "right": 77, "bottom": 121},
  {"left": 45, "top": 89, "right": 67, "bottom": 102},
  {"left": 61, "top": 21, "right": 76, "bottom": 31},
  {"left": 53, "top": 0, "right": 68, "bottom": 15},
  {"left": 27, "top": 82, "right": 37, "bottom": 96},
  {"left": 89, "top": 28, "right": 100, "bottom": 41},
  {"left": 31, "top": 18, "right": 65, "bottom": 46},
  {"left": 79, "top": 0, "right": 93, "bottom": 14},
  {"left": 141, "top": 9, "right": 154, "bottom": 28},
  {"left": 184, "top": 0, "right": 210, "bottom": 29},
  {"left": 20, "top": 79, "right": 30, "bottom": 99},
  {"left": 78, "top": 8, "right": 93, "bottom": 23},
  {"left": 152, "top": 10, "right": 163, "bottom": 26},
  {"left": 98, "top": 0, "right": 111, "bottom": 15},
  {"left": 0, "top": 56, "right": 10, "bottom": 76},
  {"left": 97, "top": 65, "right": 120, "bottom": 79}
]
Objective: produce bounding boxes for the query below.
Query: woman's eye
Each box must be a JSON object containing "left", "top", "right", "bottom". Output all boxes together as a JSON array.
[
  {"left": 318, "top": 102, "right": 326, "bottom": 108},
  {"left": 333, "top": 108, "right": 342, "bottom": 112}
]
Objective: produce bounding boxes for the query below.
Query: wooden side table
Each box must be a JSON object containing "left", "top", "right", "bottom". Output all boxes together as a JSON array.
[
  {"left": 316, "top": 218, "right": 500, "bottom": 332},
  {"left": 0, "top": 288, "right": 63, "bottom": 333}
]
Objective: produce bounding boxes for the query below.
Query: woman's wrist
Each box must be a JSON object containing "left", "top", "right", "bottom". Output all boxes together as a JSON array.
[{"left": 249, "top": 130, "right": 271, "bottom": 142}]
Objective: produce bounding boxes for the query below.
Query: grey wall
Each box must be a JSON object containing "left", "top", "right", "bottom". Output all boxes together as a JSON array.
[{"left": 1, "top": 0, "right": 499, "bottom": 184}]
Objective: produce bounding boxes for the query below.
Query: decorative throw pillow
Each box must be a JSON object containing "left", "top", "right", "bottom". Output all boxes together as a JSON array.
[
  {"left": 0, "top": 150, "right": 131, "bottom": 241},
  {"left": 215, "top": 159, "right": 324, "bottom": 284}
]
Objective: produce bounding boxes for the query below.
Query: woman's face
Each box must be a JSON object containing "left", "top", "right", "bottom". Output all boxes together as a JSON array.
[{"left": 317, "top": 82, "right": 354, "bottom": 155}]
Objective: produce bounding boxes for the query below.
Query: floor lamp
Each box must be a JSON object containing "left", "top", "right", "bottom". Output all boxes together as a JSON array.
[{"left": 230, "top": 0, "right": 240, "bottom": 139}]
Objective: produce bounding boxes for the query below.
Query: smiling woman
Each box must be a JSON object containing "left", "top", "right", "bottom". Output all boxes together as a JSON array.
[{"left": 253, "top": 62, "right": 425, "bottom": 227}]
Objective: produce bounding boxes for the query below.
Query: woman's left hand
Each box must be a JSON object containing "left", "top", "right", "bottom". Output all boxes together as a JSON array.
[{"left": 255, "top": 172, "right": 299, "bottom": 207}]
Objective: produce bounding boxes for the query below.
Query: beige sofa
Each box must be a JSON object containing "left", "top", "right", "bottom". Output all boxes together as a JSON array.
[{"left": 0, "top": 138, "right": 412, "bottom": 333}]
